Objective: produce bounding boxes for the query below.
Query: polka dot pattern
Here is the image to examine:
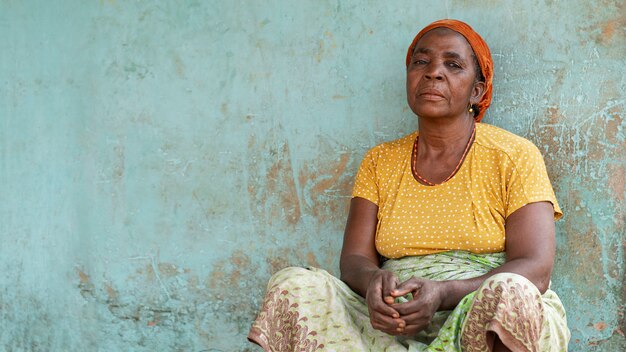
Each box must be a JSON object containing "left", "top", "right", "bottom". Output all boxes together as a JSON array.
[{"left": 352, "top": 123, "right": 562, "bottom": 258}]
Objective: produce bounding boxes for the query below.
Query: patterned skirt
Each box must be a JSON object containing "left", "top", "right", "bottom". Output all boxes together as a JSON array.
[{"left": 248, "top": 251, "right": 570, "bottom": 351}]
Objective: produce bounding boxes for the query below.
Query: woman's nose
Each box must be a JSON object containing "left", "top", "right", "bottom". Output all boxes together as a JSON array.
[{"left": 424, "top": 63, "right": 443, "bottom": 80}]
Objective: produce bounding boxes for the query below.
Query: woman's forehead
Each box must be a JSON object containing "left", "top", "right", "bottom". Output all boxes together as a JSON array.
[{"left": 413, "top": 28, "right": 473, "bottom": 57}]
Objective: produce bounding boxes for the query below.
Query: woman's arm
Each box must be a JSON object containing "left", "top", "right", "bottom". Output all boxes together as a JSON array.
[
  {"left": 340, "top": 197, "right": 406, "bottom": 335},
  {"left": 340, "top": 197, "right": 380, "bottom": 295},
  {"left": 438, "top": 201, "right": 556, "bottom": 307},
  {"left": 391, "top": 201, "right": 556, "bottom": 334}
]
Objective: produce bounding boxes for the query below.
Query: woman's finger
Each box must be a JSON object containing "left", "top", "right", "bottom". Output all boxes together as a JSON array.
[
  {"left": 381, "top": 272, "right": 400, "bottom": 303},
  {"left": 370, "top": 311, "right": 405, "bottom": 330},
  {"left": 367, "top": 271, "right": 401, "bottom": 318},
  {"left": 391, "top": 277, "right": 423, "bottom": 297},
  {"left": 369, "top": 294, "right": 401, "bottom": 318},
  {"left": 391, "top": 299, "right": 421, "bottom": 316},
  {"left": 369, "top": 306, "right": 406, "bottom": 335},
  {"left": 397, "top": 309, "right": 430, "bottom": 327}
]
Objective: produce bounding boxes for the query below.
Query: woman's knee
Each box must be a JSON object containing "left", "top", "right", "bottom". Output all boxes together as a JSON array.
[
  {"left": 463, "top": 272, "right": 545, "bottom": 351},
  {"left": 473, "top": 272, "right": 544, "bottom": 322},
  {"left": 479, "top": 272, "right": 540, "bottom": 295},
  {"left": 268, "top": 266, "right": 328, "bottom": 288}
]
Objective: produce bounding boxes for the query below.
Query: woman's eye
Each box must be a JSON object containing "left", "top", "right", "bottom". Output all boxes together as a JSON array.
[
  {"left": 413, "top": 59, "right": 428, "bottom": 65},
  {"left": 447, "top": 62, "right": 462, "bottom": 68}
]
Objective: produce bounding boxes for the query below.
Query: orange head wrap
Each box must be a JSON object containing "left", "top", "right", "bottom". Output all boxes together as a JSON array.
[{"left": 405, "top": 19, "right": 493, "bottom": 122}]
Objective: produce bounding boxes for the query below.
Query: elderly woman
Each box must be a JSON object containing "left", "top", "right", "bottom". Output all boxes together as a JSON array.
[{"left": 248, "top": 19, "right": 569, "bottom": 351}]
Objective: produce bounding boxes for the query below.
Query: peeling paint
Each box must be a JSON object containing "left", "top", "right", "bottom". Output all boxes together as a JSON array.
[{"left": 247, "top": 132, "right": 302, "bottom": 230}]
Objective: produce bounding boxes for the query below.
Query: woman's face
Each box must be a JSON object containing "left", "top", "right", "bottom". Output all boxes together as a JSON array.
[{"left": 406, "top": 28, "right": 485, "bottom": 120}]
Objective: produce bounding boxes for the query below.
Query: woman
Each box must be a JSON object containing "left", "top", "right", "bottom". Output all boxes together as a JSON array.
[{"left": 248, "top": 19, "right": 569, "bottom": 351}]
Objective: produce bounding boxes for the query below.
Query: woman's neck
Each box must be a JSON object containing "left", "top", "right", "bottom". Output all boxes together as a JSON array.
[{"left": 417, "top": 116, "right": 475, "bottom": 154}]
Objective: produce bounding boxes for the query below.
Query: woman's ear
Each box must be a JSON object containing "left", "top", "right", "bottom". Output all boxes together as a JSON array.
[{"left": 471, "top": 81, "right": 486, "bottom": 105}]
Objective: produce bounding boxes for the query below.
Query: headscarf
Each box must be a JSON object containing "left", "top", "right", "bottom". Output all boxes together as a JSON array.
[{"left": 405, "top": 19, "right": 493, "bottom": 122}]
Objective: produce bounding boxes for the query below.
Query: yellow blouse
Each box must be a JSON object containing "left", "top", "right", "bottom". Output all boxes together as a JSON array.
[{"left": 352, "top": 123, "right": 562, "bottom": 258}]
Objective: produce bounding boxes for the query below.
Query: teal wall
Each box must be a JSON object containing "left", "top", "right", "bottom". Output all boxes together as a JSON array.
[{"left": 1, "top": 1, "right": 624, "bottom": 351}]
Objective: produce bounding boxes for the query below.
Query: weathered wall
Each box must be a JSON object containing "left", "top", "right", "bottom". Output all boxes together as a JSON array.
[{"left": 0, "top": 1, "right": 623, "bottom": 351}]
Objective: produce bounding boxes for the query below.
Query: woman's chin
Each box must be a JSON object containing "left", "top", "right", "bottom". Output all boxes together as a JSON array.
[
  {"left": 410, "top": 101, "right": 449, "bottom": 118},
  {"left": 414, "top": 109, "right": 453, "bottom": 120}
]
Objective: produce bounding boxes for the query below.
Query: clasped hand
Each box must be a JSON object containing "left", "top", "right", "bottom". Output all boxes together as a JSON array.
[{"left": 365, "top": 269, "right": 444, "bottom": 336}]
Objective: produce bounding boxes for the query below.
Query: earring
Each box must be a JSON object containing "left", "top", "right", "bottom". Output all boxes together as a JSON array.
[{"left": 468, "top": 104, "right": 474, "bottom": 114}]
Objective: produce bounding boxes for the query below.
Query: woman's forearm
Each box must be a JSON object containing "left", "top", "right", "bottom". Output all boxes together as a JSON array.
[
  {"left": 340, "top": 254, "right": 381, "bottom": 297},
  {"left": 438, "top": 257, "right": 552, "bottom": 311}
]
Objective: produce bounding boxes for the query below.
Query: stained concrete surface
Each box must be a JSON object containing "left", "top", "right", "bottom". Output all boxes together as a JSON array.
[{"left": 0, "top": 1, "right": 624, "bottom": 351}]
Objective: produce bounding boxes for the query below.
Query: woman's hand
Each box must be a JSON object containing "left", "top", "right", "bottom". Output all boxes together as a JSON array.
[
  {"left": 365, "top": 269, "right": 407, "bottom": 335},
  {"left": 389, "top": 278, "right": 445, "bottom": 336}
]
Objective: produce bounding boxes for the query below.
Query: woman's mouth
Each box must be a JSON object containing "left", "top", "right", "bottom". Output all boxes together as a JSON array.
[{"left": 419, "top": 89, "right": 445, "bottom": 101}]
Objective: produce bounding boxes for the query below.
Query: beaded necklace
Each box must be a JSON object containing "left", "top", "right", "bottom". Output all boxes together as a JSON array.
[{"left": 411, "top": 123, "right": 476, "bottom": 186}]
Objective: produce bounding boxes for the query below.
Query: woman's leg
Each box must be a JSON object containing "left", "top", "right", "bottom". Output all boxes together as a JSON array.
[
  {"left": 248, "top": 266, "right": 407, "bottom": 352},
  {"left": 247, "top": 267, "right": 328, "bottom": 351},
  {"left": 460, "top": 273, "right": 545, "bottom": 352}
]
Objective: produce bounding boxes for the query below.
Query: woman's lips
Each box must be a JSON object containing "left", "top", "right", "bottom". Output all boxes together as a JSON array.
[{"left": 418, "top": 88, "right": 445, "bottom": 101}]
